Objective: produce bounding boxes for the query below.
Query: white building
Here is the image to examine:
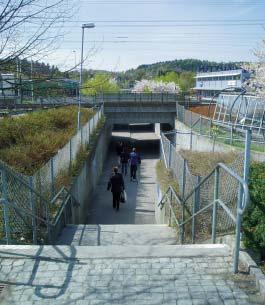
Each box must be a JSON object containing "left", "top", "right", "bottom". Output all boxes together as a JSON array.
[{"left": 193, "top": 69, "right": 250, "bottom": 100}]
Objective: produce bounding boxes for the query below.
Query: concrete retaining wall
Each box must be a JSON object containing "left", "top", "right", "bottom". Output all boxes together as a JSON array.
[
  {"left": 70, "top": 123, "right": 112, "bottom": 223},
  {"left": 175, "top": 120, "right": 265, "bottom": 162}
]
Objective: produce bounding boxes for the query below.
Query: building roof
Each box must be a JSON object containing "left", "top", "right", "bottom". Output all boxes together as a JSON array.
[{"left": 195, "top": 69, "right": 243, "bottom": 79}]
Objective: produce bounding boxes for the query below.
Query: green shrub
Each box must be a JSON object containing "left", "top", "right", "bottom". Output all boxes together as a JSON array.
[
  {"left": 0, "top": 106, "right": 94, "bottom": 175},
  {"left": 242, "top": 162, "right": 265, "bottom": 256}
]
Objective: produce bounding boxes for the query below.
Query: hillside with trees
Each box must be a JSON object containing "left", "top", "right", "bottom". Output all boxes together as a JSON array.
[{"left": 115, "top": 59, "right": 243, "bottom": 89}]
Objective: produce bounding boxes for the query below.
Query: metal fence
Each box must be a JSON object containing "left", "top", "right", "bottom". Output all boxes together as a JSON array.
[
  {"left": 0, "top": 105, "right": 104, "bottom": 201},
  {"left": 34, "top": 106, "right": 104, "bottom": 199},
  {"left": 159, "top": 130, "right": 250, "bottom": 272},
  {"left": 82, "top": 92, "right": 181, "bottom": 104},
  {"left": 176, "top": 104, "right": 265, "bottom": 153},
  {"left": 0, "top": 160, "right": 78, "bottom": 244},
  {"left": 0, "top": 106, "right": 104, "bottom": 245}
]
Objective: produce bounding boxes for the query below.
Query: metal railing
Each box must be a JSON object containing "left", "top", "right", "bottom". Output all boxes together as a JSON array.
[
  {"left": 82, "top": 92, "right": 181, "bottom": 104},
  {"left": 159, "top": 130, "right": 251, "bottom": 273},
  {"left": 176, "top": 104, "right": 265, "bottom": 151},
  {"left": 0, "top": 153, "right": 79, "bottom": 245}
]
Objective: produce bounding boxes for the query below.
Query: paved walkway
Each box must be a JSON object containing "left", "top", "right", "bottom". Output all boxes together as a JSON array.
[
  {"left": 0, "top": 245, "right": 263, "bottom": 305},
  {"left": 86, "top": 131, "right": 159, "bottom": 224},
  {"left": 57, "top": 225, "right": 177, "bottom": 246}
]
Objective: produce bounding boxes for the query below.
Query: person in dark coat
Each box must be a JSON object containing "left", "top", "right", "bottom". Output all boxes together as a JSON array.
[
  {"left": 116, "top": 141, "right": 124, "bottom": 157},
  {"left": 120, "top": 148, "right": 130, "bottom": 176},
  {"left": 107, "top": 167, "right": 125, "bottom": 211}
]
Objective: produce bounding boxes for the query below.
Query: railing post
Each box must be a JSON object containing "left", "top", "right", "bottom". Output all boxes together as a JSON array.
[
  {"left": 230, "top": 125, "right": 233, "bottom": 145},
  {"left": 199, "top": 116, "right": 202, "bottom": 135},
  {"left": 243, "top": 129, "right": 251, "bottom": 184},
  {"left": 69, "top": 138, "right": 72, "bottom": 170},
  {"left": 2, "top": 169, "right": 11, "bottom": 244},
  {"left": 181, "top": 159, "right": 187, "bottom": 244},
  {"left": 190, "top": 131, "right": 193, "bottom": 150},
  {"left": 192, "top": 176, "right": 201, "bottom": 244},
  {"left": 169, "top": 190, "right": 173, "bottom": 226},
  {"left": 29, "top": 176, "right": 37, "bottom": 244},
  {"left": 212, "top": 167, "right": 219, "bottom": 244},
  {"left": 168, "top": 142, "right": 172, "bottom": 168},
  {"left": 50, "top": 157, "right": 55, "bottom": 199},
  {"left": 234, "top": 185, "right": 243, "bottom": 273},
  {"left": 234, "top": 128, "right": 252, "bottom": 273},
  {"left": 80, "top": 124, "right": 83, "bottom": 146}
]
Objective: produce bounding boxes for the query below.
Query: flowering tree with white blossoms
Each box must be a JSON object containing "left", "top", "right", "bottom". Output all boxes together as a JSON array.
[
  {"left": 244, "top": 38, "right": 265, "bottom": 98},
  {"left": 132, "top": 79, "right": 180, "bottom": 93}
]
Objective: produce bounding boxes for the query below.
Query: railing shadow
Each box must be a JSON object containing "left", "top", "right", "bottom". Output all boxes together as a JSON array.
[{"left": 0, "top": 245, "right": 85, "bottom": 300}]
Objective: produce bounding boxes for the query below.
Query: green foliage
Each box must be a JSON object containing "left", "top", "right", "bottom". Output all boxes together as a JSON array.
[
  {"left": 0, "top": 106, "right": 94, "bottom": 175},
  {"left": 154, "top": 71, "right": 195, "bottom": 92},
  {"left": 242, "top": 162, "right": 265, "bottom": 253},
  {"left": 82, "top": 73, "right": 120, "bottom": 95},
  {"left": 116, "top": 59, "right": 242, "bottom": 89}
]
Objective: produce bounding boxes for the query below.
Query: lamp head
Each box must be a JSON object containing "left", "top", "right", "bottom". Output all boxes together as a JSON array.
[{"left": 82, "top": 23, "right": 95, "bottom": 29}]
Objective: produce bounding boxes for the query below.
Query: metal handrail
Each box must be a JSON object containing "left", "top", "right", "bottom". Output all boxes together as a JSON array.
[
  {"left": 158, "top": 134, "right": 250, "bottom": 273},
  {"left": 182, "top": 162, "right": 249, "bottom": 215}
]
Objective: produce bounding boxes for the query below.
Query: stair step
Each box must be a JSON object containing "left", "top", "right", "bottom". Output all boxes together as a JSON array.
[
  {"left": 57, "top": 224, "right": 178, "bottom": 246},
  {"left": 0, "top": 244, "right": 230, "bottom": 259}
]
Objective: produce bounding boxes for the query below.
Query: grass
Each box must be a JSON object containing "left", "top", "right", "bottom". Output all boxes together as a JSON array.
[
  {"left": 192, "top": 124, "right": 265, "bottom": 153},
  {"left": 156, "top": 160, "right": 180, "bottom": 194},
  {"left": 179, "top": 150, "right": 238, "bottom": 176},
  {"left": 0, "top": 116, "right": 106, "bottom": 244},
  {"left": 0, "top": 106, "right": 94, "bottom": 175},
  {"left": 55, "top": 116, "right": 106, "bottom": 190}
]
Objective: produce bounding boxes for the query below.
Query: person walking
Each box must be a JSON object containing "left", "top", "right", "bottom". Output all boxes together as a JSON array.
[
  {"left": 129, "top": 148, "right": 141, "bottom": 182},
  {"left": 107, "top": 167, "right": 125, "bottom": 211},
  {"left": 120, "top": 147, "right": 130, "bottom": 176}
]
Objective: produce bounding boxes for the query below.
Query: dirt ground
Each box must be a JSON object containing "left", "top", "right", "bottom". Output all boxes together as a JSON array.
[{"left": 188, "top": 104, "right": 216, "bottom": 118}]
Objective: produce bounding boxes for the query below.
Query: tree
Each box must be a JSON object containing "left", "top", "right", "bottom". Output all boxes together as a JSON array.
[
  {"left": 0, "top": 0, "right": 73, "bottom": 62},
  {"left": 244, "top": 37, "right": 265, "bottom": 97},
  {"left": 132, "top": 79, "right": 180, "bottom": 94},
  {"left": 82, "top": 73, "right": 120, "bottom": 95}
]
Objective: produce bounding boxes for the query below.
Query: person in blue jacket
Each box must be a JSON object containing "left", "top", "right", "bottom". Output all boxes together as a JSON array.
[{"left": 129, "top": 148, "right": 141, "bottom": 182}]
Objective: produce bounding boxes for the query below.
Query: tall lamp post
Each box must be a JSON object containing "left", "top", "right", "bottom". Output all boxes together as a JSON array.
[{"left": 77, "top": 22, "right": 95, "bottom": 130}]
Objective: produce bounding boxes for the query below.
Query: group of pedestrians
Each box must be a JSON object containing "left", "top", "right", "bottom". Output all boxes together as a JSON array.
[{"left": 107, "top": 142, "right": 141, "bottom": 211}]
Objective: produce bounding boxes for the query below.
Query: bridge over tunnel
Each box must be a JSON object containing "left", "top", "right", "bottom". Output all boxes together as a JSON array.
[{"left": 85, "top": 123, "right": 166, "bottom": 225}]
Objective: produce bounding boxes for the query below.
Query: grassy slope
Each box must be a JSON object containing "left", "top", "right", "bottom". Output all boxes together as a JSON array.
[{"left": 0, "top": 106, "right": 94, "bottom": 175}]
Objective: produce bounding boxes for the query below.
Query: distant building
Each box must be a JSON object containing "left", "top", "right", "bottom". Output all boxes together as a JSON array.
[
  {"left": 193, "top": 69, "right": 250, "bottom": 100},
  {"left": 0, "top": 73, "right": 16, "bottom": 96}
]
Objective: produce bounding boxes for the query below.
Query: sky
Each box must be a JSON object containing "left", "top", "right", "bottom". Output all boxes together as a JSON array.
[{"left": 45, "top": 0, "right": 265, "bottom": 72}]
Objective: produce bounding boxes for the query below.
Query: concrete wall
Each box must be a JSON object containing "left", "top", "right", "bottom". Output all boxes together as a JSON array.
[
  {"left": 155, "top": 184, "right": 168, "bottom": 225},
  {"left": 70, "top": 123, "right": 112, "bottom": 223},
  {"left": 175, "top": 120, "right": 265, "bottom": 162}
]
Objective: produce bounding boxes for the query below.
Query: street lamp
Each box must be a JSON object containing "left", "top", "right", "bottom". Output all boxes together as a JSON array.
[{"left": 77, "top": 22, "right": 95, "bottom": 130}]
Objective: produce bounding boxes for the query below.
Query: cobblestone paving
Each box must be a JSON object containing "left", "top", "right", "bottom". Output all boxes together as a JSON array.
[{"left": 0, "top": 255, "right": 263, "bottom": 305}]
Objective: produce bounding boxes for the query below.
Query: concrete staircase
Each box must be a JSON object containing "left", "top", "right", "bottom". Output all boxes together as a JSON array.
[
  {"left": 0, "top": 224, "right": 264, "bottom": 304},
  {"left": 57, "top": 224, "right": 177, "bottom": 246}
]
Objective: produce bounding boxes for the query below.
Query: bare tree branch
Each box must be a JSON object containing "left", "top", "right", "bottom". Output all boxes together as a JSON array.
[{"left": 0, "top": 0, "right": 75, "bottom": 62}]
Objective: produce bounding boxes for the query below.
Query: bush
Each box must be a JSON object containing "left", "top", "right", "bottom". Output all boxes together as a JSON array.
[
  {"left": 0, "top": 106, "right": 94, "bottom": 175},
  {"left": 242, "top": 162, "right": 265, "bottom": 257}
]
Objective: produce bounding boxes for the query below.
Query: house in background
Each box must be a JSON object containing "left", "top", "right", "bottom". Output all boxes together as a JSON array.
[
  {"left": 193, "top": 69, "right": 250, "bottom": 100},
  {"left": 0, "top": 73, "right": 16, "bottom": 97}
]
